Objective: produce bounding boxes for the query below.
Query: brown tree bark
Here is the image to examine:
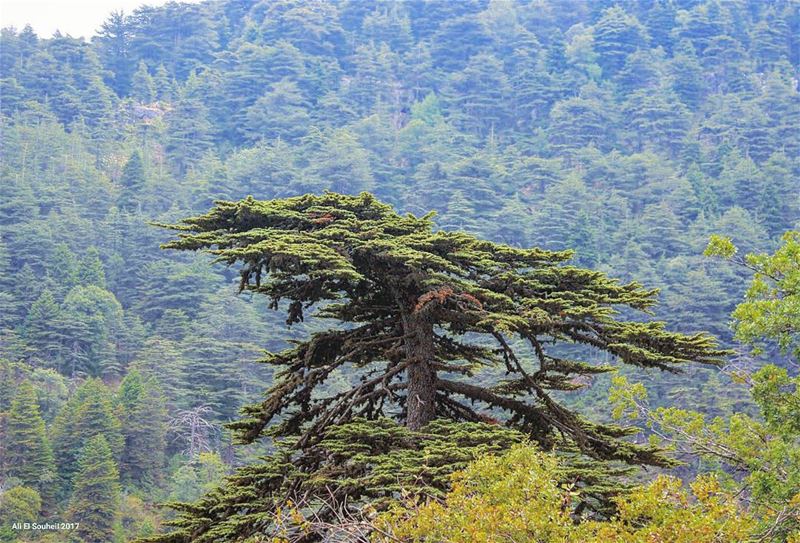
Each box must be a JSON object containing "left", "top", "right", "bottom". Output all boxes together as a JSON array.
[{"left": 401, "top": 310, "right": 437, "bottom": 430}]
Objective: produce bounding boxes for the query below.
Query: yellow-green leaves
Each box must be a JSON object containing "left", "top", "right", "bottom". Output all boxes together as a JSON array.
[
  {"left": 706, "top": 230, "right": 800, "bottom": 359},
  {"left": 378, "top": 445, "right": 757, "bottom": 543},
  {"left": 703, "top": 234, "right": 737, "bottom": 259},
  {"left": 609, "top": 375, "right": 648, "bottom": 421}
]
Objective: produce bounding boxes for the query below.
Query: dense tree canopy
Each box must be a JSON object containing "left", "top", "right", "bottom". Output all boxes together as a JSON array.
[
  {"left": 0, "top": 0, "right": 797, "bottom": 541},
  {"left": 147, "top": 192, "right": 724, "bottom": 542}
]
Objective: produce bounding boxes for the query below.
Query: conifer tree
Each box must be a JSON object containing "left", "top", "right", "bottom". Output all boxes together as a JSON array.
[
  {"left": 129, "top": 337, "right": 187, "bottom": 414},
  {"left": 669, "top": 42, "right": 707, "bottom": 109},
  {"left": 147, "top": 193, "right": 724, "bottom": 542},
  {"left": 622, "top": 88, "right": 690, "bottom": 156},
  {"left": 118, "top": 150, "right": 146, "bottom": 213},
  {"left": 131, "top": 60, "right": 156, "bottom": 103},
  {"left": 153, "top": 63, "right": 173, "bottom": 101},
  {"left": 242, "top": 79, "right": 310, "bottom": 143},
  {"left": 0, "top": 241, "right": 19, "bottom": 328},
  {"left": 3, "top": 381, "right": 56, "bottom": 504},
  {"left": 52, "top": 378, "right": 124, "bottom": 496},
  {"left": 592, "top": 6, "right": 648, "bottom": 75},
  {"left": 50, "top": 243, "right": 80, "bottom": 300},
  {"left": 59, "top": 285, "right": 123, "bottom": 378},
  {"left": 116, "top": 370, "right": 168, "bottom": 489},
  {"left": 21, "top": 290, "right": 63, "bottom": 369},
  {"left": 67, "top": 435, "right": 120, "bottom": 543},
  {"left": 165, "top": 84, "right": 214, "bottom": 177},
  {"left": 446, "top": 52, "right": 511, "bottom": 135},
  {"left": 96, "top": 11, "right": 134, "bottom": 95},
  {"left": 79, "top": 246, "right": 107, "bottom": 288}
]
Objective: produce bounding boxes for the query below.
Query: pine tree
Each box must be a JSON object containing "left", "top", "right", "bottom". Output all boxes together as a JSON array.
[
  {"left": 50, "top": 243, "right": 80, "bottom": 300},
  {"left": 116, "top": 370, "right": 168, "bottom": 489},
  {"left": 67, "top": 435, "right": 120, "bottom": 543},
  {"left": 79, "top": 246, "right": 106, "bottom": 288},
  {"left": 153, "top": 63, "right": 174, "bottom": 101},
  {"left": 21, "top": 290, "right": 63, "bottom": 369},
  {"left": 3, "top": 381, "right": 56, "bottom": 504},
  {"left": 592, "top": 6, "right": 648, "bottom": 75},
  {"left": 131, "top": 60, "right": 156, "bottom": 103},
  {"left": 622, "top": 88, "right": 690, "bottom": 156},
  {"left": 446, "top": 52, "right": 511, "bottom": 136},
  {"left": 0, "top": 241, "right": 20, "bottom": 329},
  {"left": 118, "top": 150, "right": 146, "bottom": 213},
  {"left": 165, "top": 82, "right": 214, "bottom": 177},
  {"left": 96, "top": 11, "right": 134, "bottom": 95},
  {"left": 669, "top": 41, "right": 707, "bottom": 109},
  {"left": 52, "top": 378, "right": 124, "bottom": 496},
  {"left": 241, "top": 79, "right": 310, "bottom": 143},
  {"left": 148, "top": 193, "right": 724, "bottom": 542}
]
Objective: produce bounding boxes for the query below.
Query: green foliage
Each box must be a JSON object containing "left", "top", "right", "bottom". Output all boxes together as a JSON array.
[
  {"left": 0, "top": 0, "right": 798, "bottom": 539},
  {"left": 66, "top": 435, "right": 121, "bottom": 543},
  {"left": 378, "top": 444, "right": 756, "bottom": 543},
  {"left": 147, "top": 192, "right": 724, "bottom": 542},
  {"left": 21, "top": 290, "right": 63, "bottom": 370},
  {"left": 0, "top": 486, "right": 41, "bottom": 542},
  {"left": 117, "top": 370, "right": 168, "bottom": 490},
  {"left": 118, "top": 151, "right": 147, "bottom": 212},
  {"left": 2, "top": 381, "right": 56, "bottom": 505},
  {"left": 706, "top": 231, "right": 800, "bottom": 358},
  {"left": 167, "top": 453, "right": 226, "bottom": 504},
  {"left": 52, "top": 379, "right": 124, "bottom": 497}
]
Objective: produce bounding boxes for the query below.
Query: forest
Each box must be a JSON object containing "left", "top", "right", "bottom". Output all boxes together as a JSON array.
[{"left": 0, "top": 0, "right": 798, "bottom": 541}]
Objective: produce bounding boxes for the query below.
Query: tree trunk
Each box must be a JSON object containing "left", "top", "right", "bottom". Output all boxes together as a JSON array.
[{"left": 402, "top": 310, "right": 437, "bottom": 430}]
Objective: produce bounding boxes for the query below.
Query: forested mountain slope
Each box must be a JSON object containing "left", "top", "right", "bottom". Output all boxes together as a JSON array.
[{"left": 0, "top": 0, "right": 798, "bottom": 541}]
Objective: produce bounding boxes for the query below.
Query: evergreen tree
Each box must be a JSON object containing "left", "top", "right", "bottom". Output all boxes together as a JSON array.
[
  {"left": 165, "top": 83, "right": 214, "bottom": 177},
  {"left": 148, "top": 193, "right": 723, "bottom": 542},
  {"left": 116, "top": 370, "right": 168, "bottom": 489},
  {"left": 304, "top": 129, "right": 374, "bottom": 195},
  {"left": 430, "top": 14, "right": 491, "bottom": 71},
  {"left": 592, "top": 6, "right": 648, "bottom": 75},
  {"left": 59, "top": 285, "right": 123, "bottom": 378},
  {"left": 96, "top": 11, "right": 134, "bottom": 95},
  {"left": 669, "top": 42, "right": 707, "bottom": 109},
  {"left": 0, "top": 486, "right": 41, "bottom": 543},
  {"left": 67, "top": 435, "right": 120, "bottom": 543},
  {"left": 131, "top": 60, "right": 156, "bottom": 103},
  {"left": 759, "top": 152, "right": 797, "bottom": 236},
  {"left": 50, "top": 243, "right": 80, "bottom": 300},
  {"left": 446, "top": 52, "right": 511, "bottom": 136},
  {"left": 241, "top": 79, "right": 310, "bottom": 143},
  {"left": 179, "top": 335, "right": 258, "bottom": 422},
  {"left": 616, "top": 48, "right": 664, "bottom": 96},
  {"left": 117, "top": 150, "right": 146, "bottom": 213},
  {"left": 129, "top": 336, "right": 187, "bottom": 414},
  {"left": 548, "top": 94, "right": 615, "bottom": 155},
  {"left": 644, "top": 0, "right": 676, "bottom": 50},
  {"left": 622, "top": 88, "right": 690, "bottom": 156},
  {"left": 0, "top": 241, "right": 20, "bottom": 328},
  {"left": 52, "top": 378, "right": 124, "bottom": 496},
  {"left": 79, "top": 246, "right": 107, "bottom": 288},
  {"left": 153, "top": 63, "right": 174, "bottom": 101},
  {"left": 21, "top": 290, "right": 63, "bottom": 369},
  {"left": 2, "top": 381, "right": 56, "bottom": 504}
]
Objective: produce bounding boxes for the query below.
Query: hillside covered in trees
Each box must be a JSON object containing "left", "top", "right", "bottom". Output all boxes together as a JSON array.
[{"left": 0, "top": 0, "right": 798, "bottom": 541}]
